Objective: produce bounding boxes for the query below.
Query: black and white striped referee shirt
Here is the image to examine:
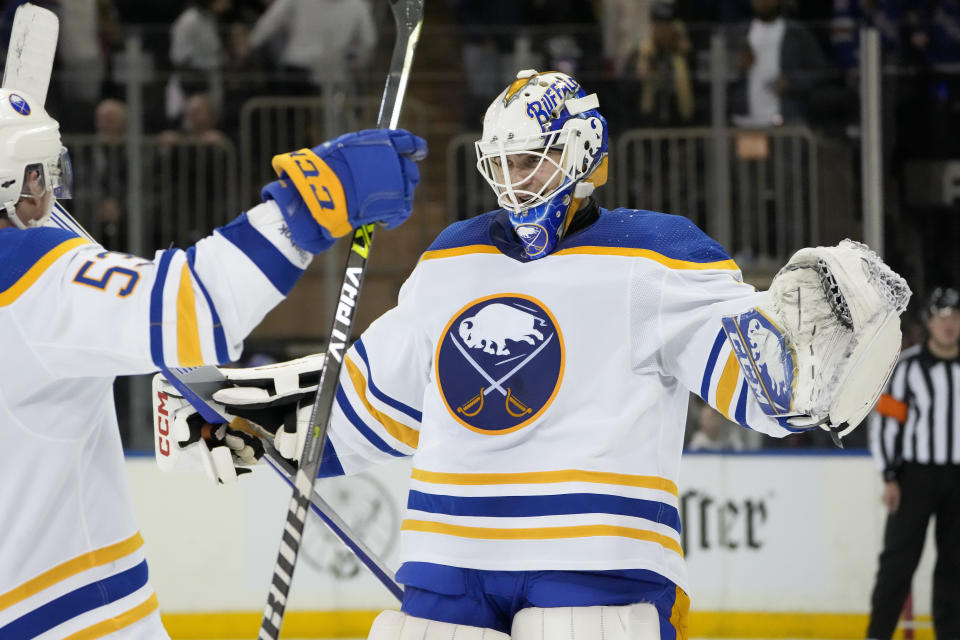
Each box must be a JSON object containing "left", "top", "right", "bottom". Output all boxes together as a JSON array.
[{"left": 869, "top": 344, "right": 960, "bottom": 480}]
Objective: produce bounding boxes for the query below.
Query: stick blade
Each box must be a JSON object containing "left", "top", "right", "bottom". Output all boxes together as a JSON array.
[{"left": 3, "top": 3, "right": 59, "bottom": 104}]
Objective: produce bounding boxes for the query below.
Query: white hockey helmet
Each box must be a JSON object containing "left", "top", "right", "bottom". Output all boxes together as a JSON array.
[
  {"left": 0, "top": 89, "right": 72, "bottom": 229},
  {"left": 476, "top": 69, "right": 608, "bottom": 259}
]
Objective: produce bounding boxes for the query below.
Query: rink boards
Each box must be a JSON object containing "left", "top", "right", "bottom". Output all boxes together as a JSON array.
[{"left": 125, "top": 452, "right": 934, "bottom": 639}]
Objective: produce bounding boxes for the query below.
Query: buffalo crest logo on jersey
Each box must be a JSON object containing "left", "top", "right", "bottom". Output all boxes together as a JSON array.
[
  {"left": 721, "top": 309, "right": 796, "bottom": 415},
  {"left": 436, "top": 294, "right": 564, "bottom": 434}
]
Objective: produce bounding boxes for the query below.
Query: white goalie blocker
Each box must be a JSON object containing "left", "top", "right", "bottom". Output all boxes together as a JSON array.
[
  {"left": 722, "top": 239, "right": 911, "bottom": 443},
  {"left": 368, "top": 603, "right": 663, "bottom": 639}
]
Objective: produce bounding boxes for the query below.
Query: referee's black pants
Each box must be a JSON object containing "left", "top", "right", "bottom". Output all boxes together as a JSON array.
[{"left": 867, "top": 463, "right": 960, "bottom": 639}]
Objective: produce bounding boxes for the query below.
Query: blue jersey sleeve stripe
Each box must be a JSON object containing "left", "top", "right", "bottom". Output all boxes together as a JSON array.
[
  {"left": 149, "top": 249, "right": 176, "bottom": 367},
  {"left": 316, "top": 438, "right": 346, "bottom": 478},
  {"left": 354, "top": 338, "right": 423, "bottom": 423},
  {"left": 701, "top": 329, "right": 727, "bottom": 400},
  {"left": 215, "top": 213, "right": 303, "bottom": 295},
  {"left": 335, "top": 386, "right": 405, "bottom": 457},
  {"left": 734, "top": 384, "right": 750, "bottom": 428},
  {"left": 0, "top": 560, "right": 148, "bottom": 639},
  {"left": 185, "top": 247, "right": 229, "bottom": 364},
  {"left": 407, "top": 491, "right": 682, "bottom": 534}
]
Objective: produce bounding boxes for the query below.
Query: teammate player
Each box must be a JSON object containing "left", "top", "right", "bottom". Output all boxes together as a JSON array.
[
  {"left": 0, "top": 83, "right": 425, "bottom": 638},
  {"left": 158, "top": 69, "right": 909, "bottom": 639}
]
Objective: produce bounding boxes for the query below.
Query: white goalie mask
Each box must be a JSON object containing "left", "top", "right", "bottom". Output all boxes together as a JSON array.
[
  {"left": 0, "top": 89, "right": 72, "bottom": 229},
  {"left": 475, "top": 69, "right": 609, "bottom": 259}
]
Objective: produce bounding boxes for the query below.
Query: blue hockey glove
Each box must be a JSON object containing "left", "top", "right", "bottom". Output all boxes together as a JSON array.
[{"left": 262, "top": 128, "right": 427, "bottom": 253}]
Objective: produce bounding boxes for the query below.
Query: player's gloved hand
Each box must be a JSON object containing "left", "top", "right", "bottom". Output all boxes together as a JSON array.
[
  {"left": 262, "top": 129, "right": 428, "bottom": 253},
  {"left": 209, "top": 354, "right": 322, "bottom": 465},
  {"left": 722, "top": 239, "right": 911, "bottom": 446},
  {"left": 152, "top": 374, "right": 264, "bottom": 484}
]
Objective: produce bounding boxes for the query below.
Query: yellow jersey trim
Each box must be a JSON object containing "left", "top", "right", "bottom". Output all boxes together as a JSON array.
[
  {"left": 344, "top": 354, "right": 420, "bottom": 449},
  {"left": 411, "top": 468, "right": 678, "bottom": 497},
  {"left": 715, "top": 350, "right": 740, "bottom": 420},
  {"left": 0, "top": 532, "right": 144, "bottom": 610},
  {"left": 553, "top": 246, "right": 739, "bottom": 271},
  {"left": 176, "top": 264, "right": 203, "bottom": 366},
  {"left": 419, "top": 245, "right": 502, "bottom": 262},
  {"left": 401, "top": 520, "right": 684, "bottom": 556},
  {"left": 0, "top": 236, "right": 89, "bottom": 307},
  {"left": 63, "top": 593, "right": 159, "bottom": 640}
]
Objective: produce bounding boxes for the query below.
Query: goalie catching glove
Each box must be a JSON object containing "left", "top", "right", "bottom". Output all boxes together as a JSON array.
[
  {"left": 152, "top": 355, "right": 321, "bottom": 483},
  {"left": 721, "top": 239, "right": 911, "bottom": 445}
]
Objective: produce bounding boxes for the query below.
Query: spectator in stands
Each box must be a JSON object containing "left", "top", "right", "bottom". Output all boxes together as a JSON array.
[
  {"left": 53, "top": 0, "right": 122, "bottom": 134},
  {"left": 687, "top": 402, "right": 745, "bottom": 451},
  {"left": 636, "top": 2, "right": 697, "bottom": 126},
  {"left": 167, "top": 0, "right": 232, "bottom": 124},
  {"left": 729, "top": 0, "right": 831, "bottom": 127},
  {"left": 831, "top": 0, "right": 904, "bottom": 71},
  {"left": 246, "top": 0, "right": 376, "bottom": 97},
  {"left": 601, "top": 0, "right": 650, "bottom": 81},
  {"left": 91, "top": 98, "right": 128, "bottom": 249},
  {"left": 530, "top": 0, "right": 602, "bottom": 78},
  {"left": 452, "top": 0, "right": 537, "bottom": 127}
]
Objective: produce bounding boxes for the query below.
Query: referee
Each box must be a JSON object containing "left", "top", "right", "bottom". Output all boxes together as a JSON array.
[{"left": 866, "top": 287, "right": 960, "bottom": 640}]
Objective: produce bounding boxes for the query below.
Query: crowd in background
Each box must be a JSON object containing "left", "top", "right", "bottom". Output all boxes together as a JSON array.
[
  {"left": 0, "top": 0, "right": 956, "bottom": 143},
  {"left": 1, "top": 0, "right": 957, "bottom": 450}
]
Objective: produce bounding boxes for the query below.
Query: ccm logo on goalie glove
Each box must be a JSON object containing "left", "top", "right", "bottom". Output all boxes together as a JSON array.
[{"left": 155, "top": 390, "right": 172, "bottom": 457}]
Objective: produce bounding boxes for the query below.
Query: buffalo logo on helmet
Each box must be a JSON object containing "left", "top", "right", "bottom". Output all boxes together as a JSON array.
[
  {"left": 8, "top": 93, "right": 30, "bottom": 116},
  {"left": 436, "top": 294, "right": 564, "bottom": 434}
]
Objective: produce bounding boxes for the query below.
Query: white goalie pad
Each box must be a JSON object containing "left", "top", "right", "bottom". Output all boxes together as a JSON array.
[
  {"left": 367, "top": 610, "right": 510, "bottom": 640},
  {"left": 511, "top": 603, "right": 661, "bottom": 640},
  {"left": 722, "top": 239, "right": 911, "bottom": 440}
]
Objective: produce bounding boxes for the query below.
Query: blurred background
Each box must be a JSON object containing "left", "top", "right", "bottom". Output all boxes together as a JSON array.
[
  {"left": 12, "top": 1, "right": 954, "bottom": 637},
  {"left": 13, "top": 0, "right": 957, "bottom": 453}
]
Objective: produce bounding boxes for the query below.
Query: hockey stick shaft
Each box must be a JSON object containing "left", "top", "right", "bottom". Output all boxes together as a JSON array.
[
  {"left": 160, "top": 367, "right": 403, "bottom": 601},
  {"left": 259, "top": 2, "right": 424, "bottom": 637}
]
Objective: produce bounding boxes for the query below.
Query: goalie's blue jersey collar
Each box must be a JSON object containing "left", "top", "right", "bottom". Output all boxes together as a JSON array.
[{"left": 425, "top": 205, "right": 734, "bottom": 267}]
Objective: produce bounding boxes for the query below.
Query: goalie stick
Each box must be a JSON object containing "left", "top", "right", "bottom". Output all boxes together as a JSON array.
[
  {"left": 259, "top": 1, "right": 424, "bottom": 637},
  {"left": 2, "top": 2, "right": 58, "bottom": 104}
]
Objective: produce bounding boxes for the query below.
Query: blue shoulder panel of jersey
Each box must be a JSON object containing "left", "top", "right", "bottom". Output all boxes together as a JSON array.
[
  {"left": 0, "top": 226, "right": 84, "bottom": 295},
  {"left": 561, "top": 207, "right": 732, "bottom": 264},
  {"left": 425, "top": 210, "right": 500, "bottom": 252}
]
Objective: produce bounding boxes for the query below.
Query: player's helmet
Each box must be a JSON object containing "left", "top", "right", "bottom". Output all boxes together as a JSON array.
[
  {"left": 0, "top": 89, "right": 72, "bottom": 229},
  {"left": 925, "top": 286, "right": 960, "bottom": 318},
  {"left": 476, "top": 69, "right": 608, "bottom": 259}
]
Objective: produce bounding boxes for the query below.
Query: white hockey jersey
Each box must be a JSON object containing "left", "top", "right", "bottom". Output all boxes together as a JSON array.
[
  {"left": 324, "top": 207, "right": 801, "bottom": 595},
  {"left": 0, "top": 202, "right": 309, "bottom": 639}
]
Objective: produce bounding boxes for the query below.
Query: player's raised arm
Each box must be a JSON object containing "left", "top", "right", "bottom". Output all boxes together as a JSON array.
[
  {"left": 646, "top": 235, "right": 910, "bottom": 444},
  {"left": 3, "top": 122, "right": 425, "bottom": 378}
]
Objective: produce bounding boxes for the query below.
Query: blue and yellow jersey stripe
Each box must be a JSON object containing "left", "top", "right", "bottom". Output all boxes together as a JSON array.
[
  {"left": 0, "top": 228, "right": 89, "bottom": 307},
  {"left": 0, "top": 532, "right": 156, "bottom": 640},
  {"left": 405, "top": 468, "right": 684, "bottom": 556},
  {"left": 328, "top": 338, "right": 422, "bottom": 471}
]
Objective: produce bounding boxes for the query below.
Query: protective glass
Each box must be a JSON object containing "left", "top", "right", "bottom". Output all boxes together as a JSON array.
[{"left": 20, "top": 146, "right": 72, "bottom": 200}]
